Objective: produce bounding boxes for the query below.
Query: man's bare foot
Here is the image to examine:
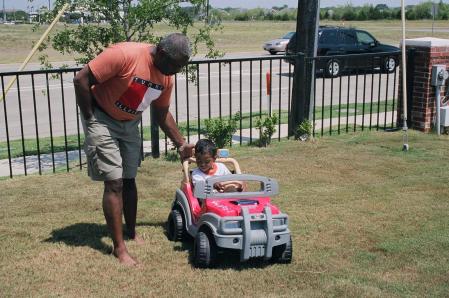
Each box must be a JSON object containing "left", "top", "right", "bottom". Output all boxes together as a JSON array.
[
  {"left": 128, "top": 233, "right": 145, "bottom": 245},
  {"left": 113, "top": 247, "right": 137, "bottom": 266},
  {"left": 130, "top": 234, "right": 145, "bottom": 245}
]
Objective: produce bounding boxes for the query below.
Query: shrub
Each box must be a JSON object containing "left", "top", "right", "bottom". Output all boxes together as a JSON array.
[
  {"left": 164, "top": 148, "right": 180, "bottom": 162},
  {"left": 204, "top": 113, "right": 240, "bottom": 148},
  {"left": 255, "top": 114, "right": 278, "bottom": 147},
  {"left": 295, "top": 119, "right": 313, "bottom": 141}
]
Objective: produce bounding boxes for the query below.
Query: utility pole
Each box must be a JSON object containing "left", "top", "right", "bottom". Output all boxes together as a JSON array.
[
  {"left": 289, "top": 0, "right": 320, "bottom": 137},
  {"left": 2, "top": 0, "right": 6, "bottom": 22}
]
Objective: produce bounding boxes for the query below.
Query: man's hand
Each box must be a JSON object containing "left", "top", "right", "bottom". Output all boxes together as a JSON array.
[{"left": 178, "top": 143, "right": 194, "bottom": 160}]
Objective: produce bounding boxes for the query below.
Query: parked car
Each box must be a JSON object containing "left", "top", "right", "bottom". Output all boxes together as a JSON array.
[
  {"left": 285, "top": 26, "right": 400, "bottom": 77},
  {"left": 263, "top": 31, "right": 295, "bottom": 55}
]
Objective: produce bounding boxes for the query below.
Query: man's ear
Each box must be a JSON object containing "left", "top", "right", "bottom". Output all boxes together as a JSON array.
[{"left": 155, "top": 45, "right": 166, "bottom": 59}]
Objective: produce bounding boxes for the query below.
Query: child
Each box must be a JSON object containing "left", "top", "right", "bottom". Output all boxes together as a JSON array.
[{"left": 191, "top": 139, "right": 244, "bottom": 193}]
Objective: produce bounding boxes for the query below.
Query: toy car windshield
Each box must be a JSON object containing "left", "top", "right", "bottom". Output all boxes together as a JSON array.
[{"left": 194, "top": 174, "right": 279, "bottom": 199}]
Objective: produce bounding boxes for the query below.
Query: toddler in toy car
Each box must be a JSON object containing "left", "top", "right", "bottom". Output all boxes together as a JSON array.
[{"left": 191, "top": 139, "right": 244, "bottom": 193}]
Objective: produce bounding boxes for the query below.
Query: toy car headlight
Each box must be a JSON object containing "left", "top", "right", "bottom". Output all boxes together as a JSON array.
[
  {"left": 272, "top": 218, "right": 285, "bottom": 226},
  {"left": 223, "top": 220, "right": 240, "bottom": 229}
]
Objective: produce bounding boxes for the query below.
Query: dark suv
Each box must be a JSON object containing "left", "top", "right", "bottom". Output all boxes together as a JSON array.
[{"left": 285, "top": 26, "right": 400, "bottom": 77}]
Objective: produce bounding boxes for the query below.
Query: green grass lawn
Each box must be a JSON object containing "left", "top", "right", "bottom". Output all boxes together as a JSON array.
[{"left": 0, "top": 130, "right": 448, "bottom": 296}]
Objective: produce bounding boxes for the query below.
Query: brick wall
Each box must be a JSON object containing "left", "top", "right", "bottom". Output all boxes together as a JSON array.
[{"left": 398, "top": 38, "right": 449, "bottom": 132}]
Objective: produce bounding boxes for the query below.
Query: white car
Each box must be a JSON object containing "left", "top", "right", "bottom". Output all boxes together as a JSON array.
[{"left": 263, "top": 31, "right": 295, "bottom": 55}]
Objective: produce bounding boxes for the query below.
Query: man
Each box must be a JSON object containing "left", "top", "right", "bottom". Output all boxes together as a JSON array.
[{"left": 73, "top": 33, "right": 194, "bottom": 266}]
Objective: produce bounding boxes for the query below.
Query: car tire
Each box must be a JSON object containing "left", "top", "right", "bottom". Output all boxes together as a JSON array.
[
  {"left": 382, "top": 56, "right": 397, "bottom": 73},
  {"left": 271, "top": 236, "right": 292, "bottom": 263},
  {"left": 269, "top": 50, "right": 277, "bottom": 55},
  {"left": 193, "top": 230, "right": 217, "bottom": 268},
  {"left": 167, "top": 209, "right": 185, "bottom": 241},
  {"left": 325, "top": 59, "right": 341, "bottom": 78}
]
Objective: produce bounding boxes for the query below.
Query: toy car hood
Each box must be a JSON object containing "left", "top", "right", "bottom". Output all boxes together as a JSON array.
[
  {"left": 203, "top": 196, "right": 280, "bottom": 217},
  {"left": 193, "top": 174, "right": 281, "bottom": 217}
]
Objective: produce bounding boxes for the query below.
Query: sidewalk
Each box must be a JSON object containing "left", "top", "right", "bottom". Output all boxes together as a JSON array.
[{"left": 0, "top": 112, "right": 395, "bottom": 177}]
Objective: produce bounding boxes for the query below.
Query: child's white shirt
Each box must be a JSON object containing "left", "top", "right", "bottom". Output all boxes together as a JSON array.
[{"left": 191, "top": 162, "right": 231, "bottom": 185}]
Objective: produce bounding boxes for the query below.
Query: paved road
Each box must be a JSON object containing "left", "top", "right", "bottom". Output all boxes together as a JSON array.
[{"left": 0, "top": 53, "right": 399, "bottom": 142}]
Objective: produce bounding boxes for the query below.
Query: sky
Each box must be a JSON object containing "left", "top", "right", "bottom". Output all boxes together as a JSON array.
[{"left": 3, "top": 0, "right": 436, "bottom": 11}]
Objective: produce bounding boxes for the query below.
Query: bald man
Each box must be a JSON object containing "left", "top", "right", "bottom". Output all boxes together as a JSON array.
[{"left": 73, "top": 33, "right": 194, "bottom": 265}]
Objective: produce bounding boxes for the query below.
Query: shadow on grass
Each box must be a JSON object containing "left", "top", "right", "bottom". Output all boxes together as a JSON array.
[
  {"left": 189, "top": 248, "right": 273, "bottom": 270},
  {"left": 44, "top": 223, "right": 112, "bottom": 255},
  {"left": 136, "top": 221, "right": 166, "bottom": 229},
  {"left": 166, "top": 234, "right": 273, "bottom": 270}
]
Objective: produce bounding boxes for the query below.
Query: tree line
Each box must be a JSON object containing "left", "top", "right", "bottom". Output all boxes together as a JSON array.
[
  {"left": 3, "top": 1, "right": 449, "bottom": 24},
  {"left": 210, "top": 1, "right": 449, "bottom": 22}
]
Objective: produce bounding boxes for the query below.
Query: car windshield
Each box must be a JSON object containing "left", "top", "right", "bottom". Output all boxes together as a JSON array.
[{"left": 282, "top": 32, "right": 295, "bottom": 39}]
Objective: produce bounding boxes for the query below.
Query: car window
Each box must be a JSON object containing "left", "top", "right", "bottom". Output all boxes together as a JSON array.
[
  {"left": 319, "top": 30, "right": 339, "bottom": 44},
  {"left": 282, "top": 32, "right": 295, "bottom": 39},
  {"left": 356, "top": 31, "right": 375, "bottom": 45},
  {"left": 340, "top": 30, "right": 357, "bottom": 45}
]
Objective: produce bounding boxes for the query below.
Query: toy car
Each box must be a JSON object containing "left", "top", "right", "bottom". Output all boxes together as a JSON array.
[{"left": 166, "top": 150, "right": 292, "bottom": 268}]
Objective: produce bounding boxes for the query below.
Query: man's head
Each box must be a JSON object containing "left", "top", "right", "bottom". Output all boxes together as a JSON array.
[{"left": 154, "top": 33, "right": 191, "bottom": 76}]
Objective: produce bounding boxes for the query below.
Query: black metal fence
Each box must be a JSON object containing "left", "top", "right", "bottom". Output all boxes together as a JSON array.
[
  {"left": 0, "top": 53, "right": 400, "bottom": 178},
  {"left": 306, "top": 51, "right": 401, "bottom": 136}
]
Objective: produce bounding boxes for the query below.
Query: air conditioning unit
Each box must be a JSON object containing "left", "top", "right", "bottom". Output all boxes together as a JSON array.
[{"left": 441, "top": 106, "right": 449, "bottom": 127}]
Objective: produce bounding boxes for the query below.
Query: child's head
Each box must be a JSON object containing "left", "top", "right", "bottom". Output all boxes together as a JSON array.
[{"left": 194, "top": 139, "right": 217, "bottom": 173}]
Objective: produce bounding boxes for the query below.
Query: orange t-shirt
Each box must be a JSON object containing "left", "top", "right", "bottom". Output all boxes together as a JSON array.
[{"left": 88, "top": 42, "right": 173, "bottom": 121}]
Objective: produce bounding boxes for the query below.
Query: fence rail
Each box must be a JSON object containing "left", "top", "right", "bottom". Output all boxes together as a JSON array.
[{"left": 0, "top": 52, "right": 400, "bottom": 178}]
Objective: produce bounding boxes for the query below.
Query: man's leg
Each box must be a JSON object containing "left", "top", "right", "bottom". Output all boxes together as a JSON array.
[
  {"left": 120, "top": 115, "right": 143, "bottom": 243},
  {"left": 122, "top": 178, "right": 143, "bottom": 243},
  {"left": 103, "top": 179, "right": 137, "bottom": 266}
]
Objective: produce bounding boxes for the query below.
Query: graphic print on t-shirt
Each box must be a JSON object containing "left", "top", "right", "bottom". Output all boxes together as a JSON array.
[{"left": 115, "top": 77, "right": 164, "bottom": 115}]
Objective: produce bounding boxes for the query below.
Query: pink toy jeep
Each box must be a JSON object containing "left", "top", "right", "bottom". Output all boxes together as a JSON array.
[{"left": 167, "top": 150, "right": 292, "bottom": 268}]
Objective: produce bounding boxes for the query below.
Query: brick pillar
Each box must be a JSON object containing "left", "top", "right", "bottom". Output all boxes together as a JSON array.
[{"left": 399, "top": 38, "right": 449, "bottom": 132}]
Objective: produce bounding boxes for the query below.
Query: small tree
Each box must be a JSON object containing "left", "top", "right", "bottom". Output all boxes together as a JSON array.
[{"left": 37, "top": 0, "right": 222, "bottom": 66}]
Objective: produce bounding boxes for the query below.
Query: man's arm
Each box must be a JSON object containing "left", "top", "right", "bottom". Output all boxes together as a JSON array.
[
  {"left": 152, "top": 105, "right": 194, "bottom": 159},
  {"left": 73, "top": 65, "right": 98, "bottom": 120}
]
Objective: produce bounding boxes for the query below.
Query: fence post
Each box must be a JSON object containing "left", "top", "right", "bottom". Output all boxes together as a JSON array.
[{"left": 150, "top": 106, "right": 160, "bottom": 158}]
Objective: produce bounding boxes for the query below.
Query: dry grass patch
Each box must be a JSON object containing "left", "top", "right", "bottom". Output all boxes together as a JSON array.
[
  {"left": 0, "top": 130, "right": 448, "bottom": 297},
  {"left": 2, "top": 20, "right": 449, "bottom": 64}
]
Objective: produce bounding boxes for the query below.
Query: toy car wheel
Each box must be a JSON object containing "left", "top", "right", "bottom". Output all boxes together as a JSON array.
[
  {"left": 272, "top": 236, "right": 292, "bottom": 263},
  {"left": 193, "top": 230, "right": 217, "bottom": 268},
  {"left": 167, "top": 209, "right": 185, "bottom": 241}
]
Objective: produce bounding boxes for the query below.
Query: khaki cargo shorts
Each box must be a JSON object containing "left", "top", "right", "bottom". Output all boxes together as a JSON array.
[{"left": 81, "top": 107, "right": 142, "bottom": 181}]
